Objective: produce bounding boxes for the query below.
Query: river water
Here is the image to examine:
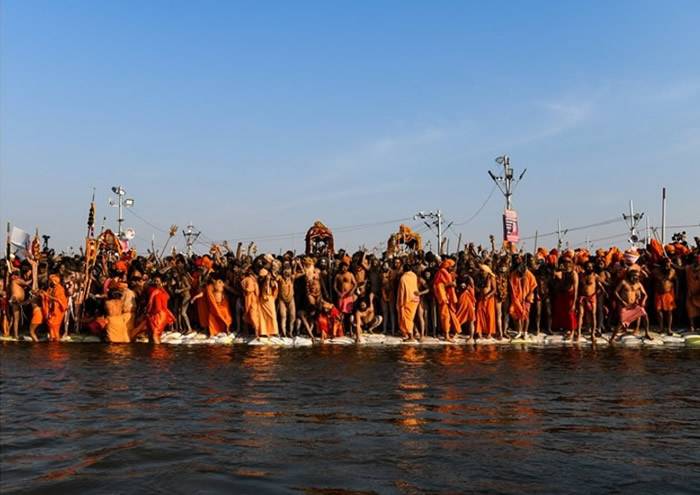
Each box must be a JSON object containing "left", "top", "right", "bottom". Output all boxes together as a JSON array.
[{"left": 1, "top": 343, "right": 699, "bottom": 494}]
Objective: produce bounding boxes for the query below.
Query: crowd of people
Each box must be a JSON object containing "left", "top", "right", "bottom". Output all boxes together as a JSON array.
[{"left": 2, "top": 232, "right": 699, "bottom": 345}]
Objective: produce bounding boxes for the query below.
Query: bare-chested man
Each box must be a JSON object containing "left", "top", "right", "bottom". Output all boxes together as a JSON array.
[
  {"left": 278, "top": 266, "right": 299, "bottom": 337},
  {"left": 576, "top": 261, "right": 599, "bottom": 342},
  {"left": 334, "top": 261, "right": 357, "bottom": 332},
  {"left": 353, "top": 292, "right": 382, "bottom": 342},
  {"left": 8, "top": 266, "right": 30, "bottom": 339},
  {"left": 652, "top": 258, "right": 676, "bottom": 336},
  {"left": 610, "top": 266, "right": 651, "bottom": 342}
]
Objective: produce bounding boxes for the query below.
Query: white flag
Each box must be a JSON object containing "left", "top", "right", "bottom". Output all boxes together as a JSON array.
[{"left": 9, "top": 227, "right": 30, "bottom": 259}]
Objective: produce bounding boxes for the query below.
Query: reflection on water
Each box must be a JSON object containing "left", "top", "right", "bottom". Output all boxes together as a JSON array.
[{"left": 2, "top": 343, "right": 700, "bottom": 494}]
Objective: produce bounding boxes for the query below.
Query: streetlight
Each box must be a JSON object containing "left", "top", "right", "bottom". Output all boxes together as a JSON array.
[{"left": 109, "top": 185, "right": 134, "bottom": 238}]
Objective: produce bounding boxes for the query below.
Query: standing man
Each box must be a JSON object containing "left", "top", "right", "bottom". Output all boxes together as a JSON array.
[
  {"left": 146, "top": 275, "right": 175, "bottom": 344},
  {"left": 396, "top": 263, "right": 420, "bottom": 340},
  {"left": 509, "top": 256, "right": 537, "bottom": 340},
  {"left": 43, "top": 274, "right": 68, "bottom": 342},
  {"left": 652, "top": 258, "right": 677, "bottom": 336},
  {"left": 610, "top": 265, "right": 652, "bottom": 342},
  {"left": 433, "top": 259, "right": 460, "bottom": 342},
  {"left": 334, "top": 261, "right": 357, "bottom": 334}
]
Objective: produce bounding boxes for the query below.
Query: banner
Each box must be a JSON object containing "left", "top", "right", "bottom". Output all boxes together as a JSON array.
[{"left": 503, "top": 209, "right": 520, "bottom": 243}]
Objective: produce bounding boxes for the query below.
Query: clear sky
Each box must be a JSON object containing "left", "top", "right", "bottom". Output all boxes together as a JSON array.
[{"left": 1, "top": 0, "right": 699, "bottom": 255}]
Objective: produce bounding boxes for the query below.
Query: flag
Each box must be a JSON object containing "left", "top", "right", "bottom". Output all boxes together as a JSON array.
[{"left": 9, "top": 227, "right": 31, "bottom": 259}]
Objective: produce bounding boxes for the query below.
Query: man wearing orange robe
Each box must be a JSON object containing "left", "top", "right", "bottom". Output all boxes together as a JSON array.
[
  {"left": 206, "top": 277, "right": 232, "bottom": 336},
  {"left": 43, "top": 274, "right": 68, "bottom": 342},
  {"left": 475, "top": 265, "right": 497, "bottom": 339},
  {"left": 433, "top": 259, "right": 461, "bottom": 341},
  {"left": 258, "top": 268, "right": 279, "bottom": 337},
  {"left": 396, "top": 264, "right": 420, "bottom": 340},
  {"left": 147, "top": 276, "right": 175, "bottom": 344},
  {"left": 455, "top": 277, "right": 476, "bottom": 339},
  {"left": 509, "top": 258, "right": 538, "bottom": 339},
  {"left": 652, "top": 258, "right": 676, "bottom": 336},
  {"left": 241, "top": 268, "right": 262, "bottom": 337}
]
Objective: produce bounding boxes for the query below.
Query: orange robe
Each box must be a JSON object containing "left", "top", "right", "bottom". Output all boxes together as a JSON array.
[
  {"left": 31, "top": 305, "right": 44, "bottom": 326},
  {"left": 206, "top": 286, "right": 232, "bottom": 336},
  {"left": 259, "top": 283, "right": 279, "bottom": 337},
  {"left": 147, "top": 288, "right": 175, "bottom": 338},
  {"left": 433, "top": 265, "right": 461, "bottom": 336},
  {"left": 475, "top": 275, "right": 496, "bottom": 337},
  {"left": 397, "top": 271, "right": 420, "bottom": 336},
  {"left": 192, "top": 272, "right": 209, "bottom": 330},
  {"left": 455, "top": 287, "right": 476, "bottom": 325},
  {"left": 509, "top": 270, "right": 537, "bottom": 321},
  {"left": 241, "top": 275, "right": 262, "bottom": 335},
  {"left": 43, "top": 284, "right": 68, "bottom": 341}
]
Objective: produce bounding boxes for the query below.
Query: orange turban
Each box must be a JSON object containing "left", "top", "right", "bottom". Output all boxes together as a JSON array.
[
  {"left": 49, "top": 274, "right": 61, "bottom": 285},
  {"left": 440, "top": 259, "right": 455, "bottom": 270},
  {"left": 115, "top": 260, "right": 128, "bottom": 273},
  {"left": 201, "top": 256, "right": 214, "bottom": 270}
]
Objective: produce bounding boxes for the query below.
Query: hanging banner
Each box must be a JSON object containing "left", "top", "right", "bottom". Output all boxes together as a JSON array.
[{"left": 503, "top": 209, "right": 520, "bottom": 243}]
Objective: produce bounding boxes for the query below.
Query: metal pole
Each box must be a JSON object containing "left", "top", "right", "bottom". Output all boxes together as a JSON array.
[
  {"left": 661, "top": 187, "right": 667, "bottom": 244},
  {"left": 557, "top": 218, "right": 562, "bottom": 250},
  {"left": 437, "top": 209, "right": 443, "bottom": 255},
  {"left": 534, "top": 230, "right": 538, "bottom": 253},
  {"left": 117, "top": 185, "right": 123, "bottom": 238},
  {"left": 645, "top": 215, "right": 650, "bottom": 245}
]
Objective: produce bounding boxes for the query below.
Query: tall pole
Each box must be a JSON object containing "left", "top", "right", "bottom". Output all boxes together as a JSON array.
[
  {"left": 414, "top": 210, "right": 444, "bottom": 255},
  {"left": 623, "top": 199, "right": 644, "bottom": 245},
  {"left": 489, "top": 155, "right": 526, "bottom": 242},
  {"left": 117, "top": 185, "right": 123, "bottom": 237},
  {"left": 645, "top": 215, "right": 650, "bottom": 245},
  {"left": 557, "top": 218, "right": 563, "bottom": 250},
  {"left": 183, "top": 223, "right": 200, "bottom": 257},
  {"left": 437, "top": 209, "right": 443, "bottom": 255},
  {"left": 110, "top": 185, "right": 133, "bottom": 239},
  {"left": 661, "top": 187, "right": 667, "bottom": 245}
]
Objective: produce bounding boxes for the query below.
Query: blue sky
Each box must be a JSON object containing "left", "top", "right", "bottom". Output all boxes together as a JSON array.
[{"left": 1, "top": 1, "right": 699, "bottom": 254}]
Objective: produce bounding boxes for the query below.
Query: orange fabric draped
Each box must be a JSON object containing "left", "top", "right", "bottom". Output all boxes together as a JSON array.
[
  {"left": 509, "top": 270, "right": 537, "bottom": 321},
  {"left": 241, "top": 275, "right": 262, "bottom": 335},
  {"left": 433, "top": 262, "right": 460, "bottom": 336},
  {"left": 206, "top": 285, "right": 232, "bottom": 336},
  {"left": 654, "top": 292, "right": 675, "bottom": 312},
  {"left": 397, "top": 271, "right": 420, "bottom": 336},
  {"left": 192, "top": 272, "right": 209, "bottom": 329},
  {"left": 649, "top": 239, "right": 665, "bottom": 262},
  {"left": 147, "top": 288, "right": 175, "bottom": 338},
  {"left": 43, "top": 282, "right": 68, "bottom": 341},
  {"left": 259, "top": 283, "right": 279, "bottom": 337},
  {"left": 455, "top": 287, "right": 476, "bottom": 325},
  {"left": 475, "top": 274, "right": 496, "bottom": 337}
]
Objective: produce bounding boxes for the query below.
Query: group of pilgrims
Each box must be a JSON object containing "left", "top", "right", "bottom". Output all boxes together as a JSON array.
[{"left": 2, "top": 222, "right": 700, "bottom": 346}]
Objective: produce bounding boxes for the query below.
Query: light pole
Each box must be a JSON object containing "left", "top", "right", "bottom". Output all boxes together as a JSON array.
[
  {"left": 414, "top": 210, "right": 444, "bottom": 255},
  {"left": 183, "top": 223, "right": 201, "bottom": 257},
  {"left": 623, "top": 200, "right": 644, "bottom": 245},
  {"left": 489, "top": 155, "right": 526, "bottom": 242},
  {"left": 109, "top": 186, "right": 134, "bottom": 238}
]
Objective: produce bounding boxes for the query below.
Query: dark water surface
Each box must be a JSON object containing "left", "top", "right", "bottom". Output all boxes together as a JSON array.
[{"left": 2, "top": 343, "right": 699, "bottom": 494}]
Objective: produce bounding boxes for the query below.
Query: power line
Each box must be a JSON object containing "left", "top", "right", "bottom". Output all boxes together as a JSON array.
[
  {"left": 124, "top": 208, "right": 169, "bottom": 234},
  {"left": 453, "top": 183, "right": 497, "bottom": 226},
  {"left": 520, "top": 217, "right": 624, "bottom": 241}
]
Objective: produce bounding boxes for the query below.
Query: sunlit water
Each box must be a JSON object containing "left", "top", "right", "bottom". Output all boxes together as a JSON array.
[{"left": 2, "top": 343, "right": 699, "bottom": 494}]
